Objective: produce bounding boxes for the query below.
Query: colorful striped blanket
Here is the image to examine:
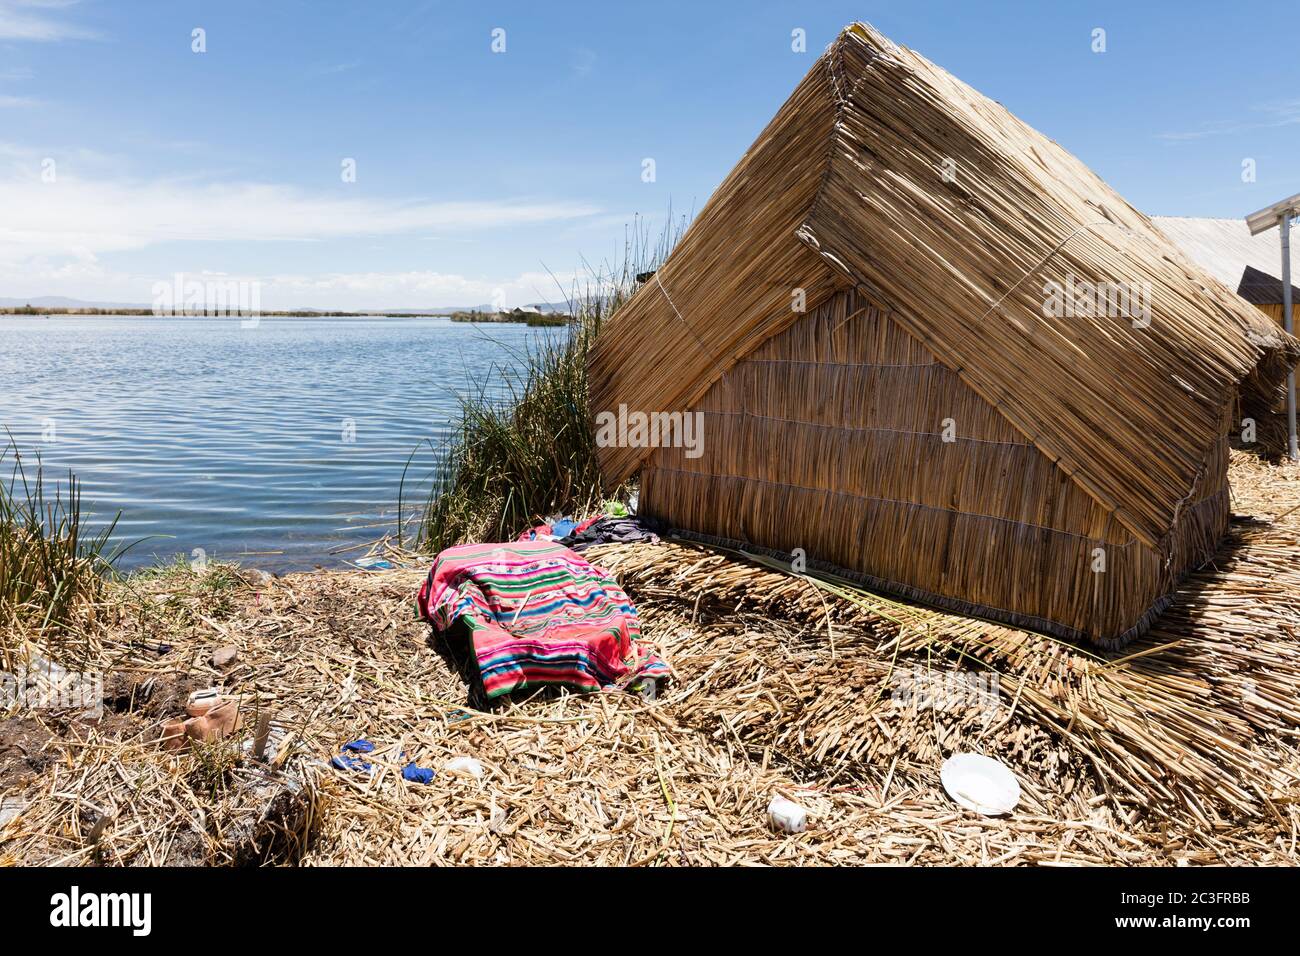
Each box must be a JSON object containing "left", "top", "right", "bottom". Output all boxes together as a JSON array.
[{"left": 416, "top": 541, "right": 668, "bottom": 699}]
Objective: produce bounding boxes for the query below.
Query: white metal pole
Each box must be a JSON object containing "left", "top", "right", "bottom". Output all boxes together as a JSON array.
[{"left": 1282, "top": 211, "right": 1297, "bottom": 461}]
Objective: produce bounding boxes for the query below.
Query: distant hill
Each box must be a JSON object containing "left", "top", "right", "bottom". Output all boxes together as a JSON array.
[{"left": 0, "top": 295, "right": 152, "bottom": 310}]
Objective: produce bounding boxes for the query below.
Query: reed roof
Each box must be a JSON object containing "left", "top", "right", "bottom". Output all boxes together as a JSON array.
[{"left": 589, "top": 23, "right": 1300, "bottom": 549}]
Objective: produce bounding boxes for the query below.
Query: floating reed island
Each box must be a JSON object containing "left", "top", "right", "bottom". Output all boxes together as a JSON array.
[
  {"left": 588, "top": 22, "right": 1300, "bottom": 648},
  {"left": 3, "top": 450, "right": 1300, "bottom": 866},
  {"left": 448, "top": 308, "right": 569, "bottom": 327}
]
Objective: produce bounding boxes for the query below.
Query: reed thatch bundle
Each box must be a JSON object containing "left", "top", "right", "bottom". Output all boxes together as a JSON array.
[
  {"left": 587, "top": 22, "right": 1300, "bottom": 645},
  {"left": 6, "top": 452, "right": 1298, "bottom": 866}
]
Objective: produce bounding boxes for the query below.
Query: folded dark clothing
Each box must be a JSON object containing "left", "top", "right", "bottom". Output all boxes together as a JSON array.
[{"left": 559, "top": 515, "right": 664, "bottom": 552}]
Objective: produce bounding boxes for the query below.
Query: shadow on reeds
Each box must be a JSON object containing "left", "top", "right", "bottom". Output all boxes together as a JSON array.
[
  {"left": 426, "top": 618, "right": 489, "bottom": 710},
  {"left": 1233, "top": 399, "right": 1294, "bottom": 463}
]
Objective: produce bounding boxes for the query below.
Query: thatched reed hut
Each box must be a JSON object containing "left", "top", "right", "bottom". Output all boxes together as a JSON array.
[
  {"left": 1238, "top": 265, "right": 1300, "bottom": 322},
  {"left": 587, "top": 23, "right": 1299, "bottom": 647},
  {"left": 1152, "top": 216, "right": 1300, "bottom": 453}
]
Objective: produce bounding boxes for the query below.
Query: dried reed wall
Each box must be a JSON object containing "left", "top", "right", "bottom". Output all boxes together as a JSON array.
[
  {"left": 1247, "top": 304, "right": 1294, "bottom": 417},
  {"left": 796, "top": 25, "right": 1290, "bottom": 549},
  {"left": 641, "top": 290, "right": 1229, "bottom": 646}
]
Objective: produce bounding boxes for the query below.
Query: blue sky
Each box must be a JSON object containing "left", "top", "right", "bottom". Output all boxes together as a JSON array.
[{"left": 1, "top": 0, "right": 1297, "bottom": 310}]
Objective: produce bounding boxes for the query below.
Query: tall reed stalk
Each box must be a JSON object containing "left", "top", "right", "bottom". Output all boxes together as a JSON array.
[
  {"left": 410, "top": 215, "right": 686, "bottom": 552},
  {"left": 1, "top": 438, "right": 122, "bottom": 662}
]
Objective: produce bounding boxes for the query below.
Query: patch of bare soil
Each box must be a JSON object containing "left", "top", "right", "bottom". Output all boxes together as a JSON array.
[
  {"left": 103, "top": 670, "right": 204, "bottom": 721},
  {"left": 0, "top": 717, "right": 58, "bottom": 792}
]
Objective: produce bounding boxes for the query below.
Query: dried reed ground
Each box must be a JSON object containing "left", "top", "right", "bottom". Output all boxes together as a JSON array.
[{"left": 3, "top": 450, "right": 1299, "bottom": 866}]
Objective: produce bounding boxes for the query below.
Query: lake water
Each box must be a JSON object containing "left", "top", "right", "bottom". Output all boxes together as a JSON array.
[{"left": 0, "top": 315, "right": 553, "bottom": 571}]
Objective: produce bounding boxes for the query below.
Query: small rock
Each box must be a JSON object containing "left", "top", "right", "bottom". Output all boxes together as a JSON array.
[{"left": 211, "top": 645, "right": 239, "bottom": 668}]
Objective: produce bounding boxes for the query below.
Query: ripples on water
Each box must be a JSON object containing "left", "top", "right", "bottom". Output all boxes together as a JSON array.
[{"left": 0, "top": 315, "right": 554, "bottom": 570}]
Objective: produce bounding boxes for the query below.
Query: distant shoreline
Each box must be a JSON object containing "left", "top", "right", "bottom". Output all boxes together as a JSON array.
[
  {"left": 448, "top": 308, "right": 569, "bottom": 327},
  {"left": 0, "top": 306, "right": 569, "bottom": 322},
  {"left": 1, "top": 308, "right": 452, "bottom": 319}
]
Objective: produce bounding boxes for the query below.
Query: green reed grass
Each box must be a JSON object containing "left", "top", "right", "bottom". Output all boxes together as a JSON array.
[
  {"left": 1, "top": 438, "right": 123, "bottom": 659},
  {"left": 408, "top": 215, "right": 686, "bottom": 553}
]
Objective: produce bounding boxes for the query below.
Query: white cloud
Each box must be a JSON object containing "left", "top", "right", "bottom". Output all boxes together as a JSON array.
[
  {"left": 0, "top": 94, "right": 38, "bottom": 107},
  {"left": 0, "top": 0, "right": 98, "bottom": 42},
  {"left": 0, "top": 132, "right": 603, "bottom": 309},
  {"left": 1158, "top": 99, "right": 1300, "bottom": 142},
  {"left": 0, "top": 260, "right": 585, "bottom": 311},
  {"left": 258, "top": 268, "right": 581, "bottom": 310},
  {"left": 0, "top": 168, "right": 600, "bottom": 263},
  {"left": 311, "top": 60, "right": 363, "bottom": 76},
  {"left": 0, "top": 150, "right": 602, "bottom": 308}
]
